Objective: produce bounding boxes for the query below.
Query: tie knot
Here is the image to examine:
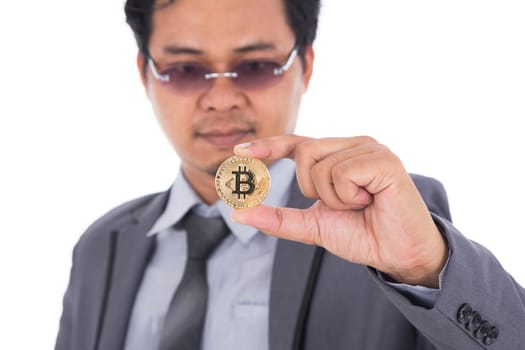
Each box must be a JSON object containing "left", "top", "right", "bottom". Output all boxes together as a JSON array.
[{"left": 184, "top": 213, "right": 229, "bottom": 259}]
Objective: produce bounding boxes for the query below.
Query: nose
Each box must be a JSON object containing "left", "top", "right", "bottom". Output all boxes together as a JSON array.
[{"left": 198, "top": 76, "right": 247, "bottom": 112}]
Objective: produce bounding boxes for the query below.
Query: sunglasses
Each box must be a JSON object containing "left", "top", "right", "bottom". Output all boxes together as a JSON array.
[{"left": 147, "top": 46, "right": 299, "bottom": 93}]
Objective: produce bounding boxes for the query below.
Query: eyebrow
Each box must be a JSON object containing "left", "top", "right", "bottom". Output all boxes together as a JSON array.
[
  {"left": 164, "top": 46, "right": 204, "bottom": 55},
  {"left": 163, "top": 42, "right": 277, "bottom": 56},
  {"left": 233, "top": 42, "right": 276, "bottom": 53}
]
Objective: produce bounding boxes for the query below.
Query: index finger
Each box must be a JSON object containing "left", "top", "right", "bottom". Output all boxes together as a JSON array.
[
  {"left": 234, "top": 134, "right": 380, "bottom": 206},
  {"left": 233, "top": 134, "right": 313, "bottom": 161},
  {"left": 234, "top": 134, "right": 378, "bottom": 163}
]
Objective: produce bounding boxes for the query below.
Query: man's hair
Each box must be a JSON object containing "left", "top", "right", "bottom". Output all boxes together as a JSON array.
[{"left": 124, "top": 0, "right": 321, "bottom": 61}]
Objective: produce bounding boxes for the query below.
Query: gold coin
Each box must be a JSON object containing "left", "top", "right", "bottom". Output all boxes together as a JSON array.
[{"left": 215, "top": 156, "right": 271, "bottom": 209}]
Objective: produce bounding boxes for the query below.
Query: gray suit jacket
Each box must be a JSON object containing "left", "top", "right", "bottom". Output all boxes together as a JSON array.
[{"left": 55, "top": 175, "right": 525, "bottom": 350}]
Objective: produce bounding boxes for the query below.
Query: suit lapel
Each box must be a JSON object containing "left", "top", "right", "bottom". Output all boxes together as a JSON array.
[
  {"left": 88, "top": 179, "right": 318, "bottom": 350},
  {"left": 269, "top": 180, "right": 320, "bottom": 350},
  {"left": 96, "top": 191, "right": 169, "bottom": 350}
]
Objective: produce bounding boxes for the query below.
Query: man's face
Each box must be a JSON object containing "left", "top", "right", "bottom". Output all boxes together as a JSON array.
[{"left": 139, "top": 0, "right": 314, "bottom": 181}]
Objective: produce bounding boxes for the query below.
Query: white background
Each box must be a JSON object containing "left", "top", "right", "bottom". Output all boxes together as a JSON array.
[{"left": 1, "top": 1, "right": 524, "bottom": 348}]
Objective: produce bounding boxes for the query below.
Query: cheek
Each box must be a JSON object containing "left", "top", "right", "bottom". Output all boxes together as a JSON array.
[
  {"left": 259, "top": 80, "right": 303, "bottom": 133},
  {"left": 255, "top": 99, "right": 298, "bottom": 136}
]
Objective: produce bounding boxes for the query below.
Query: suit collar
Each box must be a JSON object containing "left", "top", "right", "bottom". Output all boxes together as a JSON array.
[{"left": 147, "top": 159, "right": 297, "bottom": 245}]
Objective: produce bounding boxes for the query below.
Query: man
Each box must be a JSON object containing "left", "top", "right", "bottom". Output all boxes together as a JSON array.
[{"left": 55, "top": 0, "right": 525, "bottom": 349}]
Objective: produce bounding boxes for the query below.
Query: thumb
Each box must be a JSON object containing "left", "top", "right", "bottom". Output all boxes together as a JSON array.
[{"left": 231, "top": 205, "right": 319, "bottom": 245}]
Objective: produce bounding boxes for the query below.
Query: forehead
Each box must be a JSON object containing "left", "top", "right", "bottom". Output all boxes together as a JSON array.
[{"left": 149, "top": 0, "right": 295, "bottom": 56}]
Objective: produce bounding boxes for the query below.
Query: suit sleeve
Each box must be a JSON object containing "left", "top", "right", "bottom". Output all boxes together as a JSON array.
[
  {"left": 54, "top": 245, "right": 78, "bottom": 350},
  {"left": 372, "top": 177, "right": 525, "bottom": 349}
]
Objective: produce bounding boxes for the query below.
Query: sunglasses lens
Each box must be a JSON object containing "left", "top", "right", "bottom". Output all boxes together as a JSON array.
[
  {"left": 233, "top": 61, "right": 282, "bottom": 90},
  {"left": 155, "top": 60, "right": 286, "bottom": 92},
  {"left": 161, "top": 63, "right": 212, "bottom": 92}
]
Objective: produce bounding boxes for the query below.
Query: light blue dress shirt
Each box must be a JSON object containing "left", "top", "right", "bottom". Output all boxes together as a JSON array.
[
  {"left": 124, "top": 159, "right": 296, "bottom": 350},
  {"left": 124, "top": 159, "right": 445, "bottom": 350}
]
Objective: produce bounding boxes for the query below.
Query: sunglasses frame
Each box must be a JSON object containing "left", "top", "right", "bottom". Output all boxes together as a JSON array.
[{"left": 147, "top": 45, "right": 299, "bottom": 90}]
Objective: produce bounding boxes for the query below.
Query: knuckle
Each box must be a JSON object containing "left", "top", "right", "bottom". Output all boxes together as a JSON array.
[
  {"left": 294, "top": 146, "right": 306, "bottom": 164},
  {"left": 294, "top": 141, "right": 312, "bottom": 162},
  {"left": 297, "top": 174, "right": 317, "bottom": 198},
  {"left": 273, "top": 207, "right": 285, "bottom": 233},
  {"left": 331, "top": 162, "right": 349, "bottom": 180},
  {"left": 376, "top": 142, "right": 391, "bottom": 153},
  {"left": 357, "top": 135, "right": 378, "bottom": 145},
  {"left": 311, "top": 161, "right": 329, "bottom": 178},
  {"left": 377, "top": 145, "right": 401, "bottom": 164}
]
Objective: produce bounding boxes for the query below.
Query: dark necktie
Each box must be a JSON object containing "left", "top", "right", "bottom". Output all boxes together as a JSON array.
[{"left": 159, "top": 212, "right": 230, "bottom": 350}]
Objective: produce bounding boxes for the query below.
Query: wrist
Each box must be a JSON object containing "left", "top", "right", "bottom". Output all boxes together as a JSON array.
[{"left": 385, "top": 239, "right": 448, "bottom": 288}]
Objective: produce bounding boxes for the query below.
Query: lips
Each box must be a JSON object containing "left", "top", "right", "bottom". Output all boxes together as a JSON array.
[{"left": 197, "top": 128, "right": 254, "bottom": 147}]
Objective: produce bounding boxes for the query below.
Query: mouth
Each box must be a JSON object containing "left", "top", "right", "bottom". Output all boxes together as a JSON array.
[{"left": 197, "top": 128, "right": 255, "bottom": 148}]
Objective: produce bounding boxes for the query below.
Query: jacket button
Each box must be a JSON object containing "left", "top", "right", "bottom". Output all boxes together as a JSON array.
[
  {"left": 466, "top": 311, "right": 483, "bottom": 331},
  {"left": 457, "top": 303, "right": 473, "bottom": 324},
  {"left": 483, "top": 327, "right": 499, "bottom": 346},
  {"left": 474, "top": 321, "right": 491, "bottom": 339}
]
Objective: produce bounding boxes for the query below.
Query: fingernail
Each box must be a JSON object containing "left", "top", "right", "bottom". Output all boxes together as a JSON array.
[{"left": 234, "top": 142, "right": 252, "bottom": 155}]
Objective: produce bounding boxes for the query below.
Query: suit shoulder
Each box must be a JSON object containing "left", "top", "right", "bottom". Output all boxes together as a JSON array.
[
  {"left": 410, "top": 174, "right": 452, "bottom": 221},
  {"left": 410, "top": 174, "right": 446, "bottom": 194},
  {"left": 77, "top": 191, "right": 165, "bottom": 247}
]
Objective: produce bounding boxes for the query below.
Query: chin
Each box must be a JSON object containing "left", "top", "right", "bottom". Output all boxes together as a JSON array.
[
  {"left": 184, "top": 147, "right": 234, "bottom": 178},
  {"left": 205, "top": 160, "right": 224, "bottom": 177}
]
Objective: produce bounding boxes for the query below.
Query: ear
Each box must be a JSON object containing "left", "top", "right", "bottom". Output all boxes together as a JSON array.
[
  {"left": 136, "top": 52, "right": 148, "bottom": 91},
  {"left": 301, "top": 45, "right": 315, "bottom": 92}
]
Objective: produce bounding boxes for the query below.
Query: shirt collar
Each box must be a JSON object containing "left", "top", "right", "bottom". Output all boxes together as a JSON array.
[{"left": 146, "top": 159, "right": 296, "bottom": 244}]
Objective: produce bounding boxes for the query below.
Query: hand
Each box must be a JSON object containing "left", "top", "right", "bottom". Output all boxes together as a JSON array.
[{"left": 231, "top": 134, "right": 447, "bottom": 288}]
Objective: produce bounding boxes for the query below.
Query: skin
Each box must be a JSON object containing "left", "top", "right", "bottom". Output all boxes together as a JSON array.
[
  {"left": 233, "top": 136, "right": 447, "bottom": 288},
  {"left": 138, "top": 0, "right": 313, "bottom": 203},
  {"left": 139, "top": 0, "right": 447, "bottom": 288}
]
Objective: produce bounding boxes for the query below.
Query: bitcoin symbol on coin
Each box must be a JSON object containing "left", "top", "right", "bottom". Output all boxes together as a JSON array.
[
  {"left": 215, "top": 156, "right": 271, "bottom": 208},
  {"left": 232, "top": 166, "right": 255, "bottom": 199}
]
